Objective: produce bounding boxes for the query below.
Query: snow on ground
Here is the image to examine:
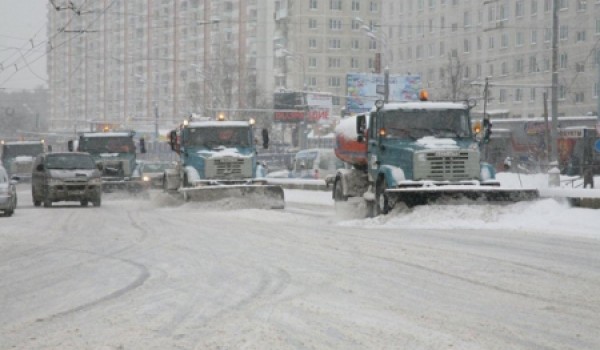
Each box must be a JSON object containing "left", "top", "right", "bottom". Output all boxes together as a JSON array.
[{"left": 285, "top": 172, "right": 600, "bottom": 239}]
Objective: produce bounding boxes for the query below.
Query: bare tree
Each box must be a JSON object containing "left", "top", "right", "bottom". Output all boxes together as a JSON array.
[{"left": 439, "top": 54, "right": 476, "bottom": 102}]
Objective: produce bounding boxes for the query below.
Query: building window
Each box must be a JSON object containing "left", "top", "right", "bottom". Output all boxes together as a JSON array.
[
  {"left": 463, "top": 39, "right": 470, "bottom": 53},
  {"left": 328, "top": 76, "right": 341, "bottom": 87},
  {"left": 516, "top": 32, "right": 524, "bottom": 46},
  {"left": 329, "top": 19, "right": 342, "bottom": 30},
  {"left": 516, "top": 58, "right": 524, "bottom": 73},
  {"left": 531, "top": 29, "right": 537, "bottom": 45},
  {"left": 309, "top": 0, "right": 317, "bottom": 10},
  {"left": 308, "top": 57, "right": 317, "bottom": 68},
  {"left": 501, "top": 33, "right": 509, "bottom": 48},
  {"left": 576, "top": 31, "right": 586, "bottom": 42},
  {"left": 544, "top": 0, "right": 551, "bottom": 13},
  {"left": 328, "top": 57, "right": 341, "bottom": 68},
  {"left": 575, "top": 92, "right": 585, "bottom": 103},
  {"left": 464, "top": 11, "right": 471, "bottom": 27},
  {"left": 351, "top": 39, "right": 360, "bottom": 50},
  {"left": 516, "top": 0, "right": 524, "bottom": 17},
  {"left": 594, "top": 82, "right": 599, "bottom": 99},
  {"left": 559, "top": 0, "right": 568, "bottom": 10},
  {"left": 499, "top": 89, "right": 507, "bottom": 103},
  {"left": 309, "top": 38, "right": 317, "bottom": 48},
  {"left": 559, "top": 85, "right": 567, "bottom": 100},
  {"left": 352, "top": 0, "right": 360, "bottom": 11},
  {"left": 560, "top": 25, "right": 568, "bottom": 40},
  {"left": 370, "top": 1, "right": 378, "bottom": 12},
  {"left": 515, "top": 88, "right": 523, "bottom": 102},
  {"left": 576, "top": 62, "right": 585, "bottom": 72},
  {"left": 330, "top": 0, "right": 342, "bottom": 10},
  {"left": 531, "top": 0, "right": 538, "bottom": 15},
  {"left": 560, "top": 53, "right": 568, "bottom": 69},
  {"left": 530, "top": 88, "right": 536, "bottom": 101},
  {"left": 328, "top": 38, "right": 341, "bottom": 49},
  {"left": 501, "top": 61, "right": 508, "bottom": 75},
  {"left": 309, "top": 18, "right": 318, "bottom": 29},
  {"left": 529, "top": 56, "right": 538, "bottom": 72},
  {"left": 351, "top": 57, "right": 359, "bottom": 69},
  {"left": 577, "top": 0, "right": 587, "bottom": 11}
]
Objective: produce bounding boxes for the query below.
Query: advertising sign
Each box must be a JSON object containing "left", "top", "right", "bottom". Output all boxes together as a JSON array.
[
  {"left": 273, "top": 92, "right": 332, "bottom": 123},
  {"left": 346, "top": 73, "right": 421, "bottom": 114}
]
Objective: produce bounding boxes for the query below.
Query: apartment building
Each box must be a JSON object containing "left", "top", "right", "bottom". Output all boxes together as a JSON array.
[
  {"left": 381, "top": 0, "right": 600, "bottom": 119},
  {"left": 273, "top": 0, "right": 382, "bottom": 113},
  {"left": 47, "top": 0, "right": 269, "bottom": 135}
]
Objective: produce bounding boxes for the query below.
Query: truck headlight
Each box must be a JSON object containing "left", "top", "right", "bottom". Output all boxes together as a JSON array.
[
  {"left": 89, "top": 177, "right": 103, "bottom": 185},
  {"left": 48, "top": 178, "right": 63, "bottom": 186},
  {"left": 417, "top": 153, "right": 427, "bottom": 162}
]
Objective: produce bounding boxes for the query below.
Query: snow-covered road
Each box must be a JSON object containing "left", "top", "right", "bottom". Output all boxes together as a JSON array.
[{"left": 1, "top": 186, "right": 599, "bottom": 349}]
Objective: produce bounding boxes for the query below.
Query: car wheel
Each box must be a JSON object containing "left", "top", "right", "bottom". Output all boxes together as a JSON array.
[
  {"left": 5, "top": 208, "right": 14, "bottom": 216},
  {"left": 92, "top": 197, "right": 101, "bottom": 207},
  {"left": 333, "top": 177, "right": 348, "bottom": 202},
  {"left": 33, "top": 199, "right": 41, "bottom": 207},
  {"left": 80, "top": 199, "right": 89, "bottom": 206},
  {"left": 43, "top": 198, "right": 52, "bottom": 208}
]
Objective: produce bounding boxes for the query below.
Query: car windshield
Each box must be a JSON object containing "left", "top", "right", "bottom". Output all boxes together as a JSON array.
[
  {"left": 381, "top": 109, "right": 471, "bottom": 139},
  {"left": 46, "top": 154, "right": 96, "bottom": 170},
  {"left": 78, "top": 136, "right": 135, "bottom": 153},
  {"left": 184, "top": 127, "right": 251, "bottom": 148}
]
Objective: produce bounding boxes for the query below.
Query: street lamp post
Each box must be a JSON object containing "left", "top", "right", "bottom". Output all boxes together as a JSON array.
[
  {"left": 357, "top": 18, "right": 391, "bottom": 102},
  {"left": 277, "top": 45, "right": 309, "bottom": 148}
]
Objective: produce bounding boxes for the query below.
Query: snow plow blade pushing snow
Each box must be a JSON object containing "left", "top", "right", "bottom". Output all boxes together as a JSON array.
[
  {"left": 385, "top": 186, "right": 539, "bottom": 208},
  {"left": 180, "top": 184, "right": 285, "bottom": 209}
]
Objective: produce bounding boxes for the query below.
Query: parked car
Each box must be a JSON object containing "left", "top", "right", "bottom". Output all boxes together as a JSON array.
[
  {"left": 31, "top": 152, "right": 103, "bottom": 207},
  {"left": 136, "top": 160, "right": 176, "bottom": 189},
  {"left": 290, "top": 148, "right": 344, "bottom": 179},
  {"left": 0, "top": 165, "right": 17, "bottom": 216}
]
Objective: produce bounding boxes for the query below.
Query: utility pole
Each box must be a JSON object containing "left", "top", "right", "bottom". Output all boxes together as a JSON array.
[
  {"left": 543, "top": 91, "right": 551, "bottom": 164},
  {"left": 550, "top": 0, "right": 559, "bottom": 162}
]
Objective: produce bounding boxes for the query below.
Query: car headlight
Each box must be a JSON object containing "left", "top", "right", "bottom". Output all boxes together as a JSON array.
[{"left": 142, "top": 176, "right": 151, "bottom": 182}]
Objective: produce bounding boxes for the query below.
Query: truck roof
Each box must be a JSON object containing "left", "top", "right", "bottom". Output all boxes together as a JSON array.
[
  {"left": 81, "top": 132, "right": 133, "bottom": 138},
  {"left": 2, "top": 141, "right": 44, "bottom": 145},
  {"left": 378, "top": 101, "right": 468, "bottom": 111},
  {"left": 187, "top": 121, "right": 250, "bottom": 128}
]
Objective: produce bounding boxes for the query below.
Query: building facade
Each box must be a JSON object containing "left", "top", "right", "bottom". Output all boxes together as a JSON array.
[
  {"left": 47, "top": 0, "right": 270, "bottom": 136},
  {"left": 381, "top": 0, "right": 600, "bottom": 119}
]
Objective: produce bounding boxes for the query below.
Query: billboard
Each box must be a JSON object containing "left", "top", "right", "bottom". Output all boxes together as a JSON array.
[
  {"left": 273, "top": 91, "right": 332, "bottom": 123},
  {"left": 346, "top": 73, "right": 421, "bottom": 114}
]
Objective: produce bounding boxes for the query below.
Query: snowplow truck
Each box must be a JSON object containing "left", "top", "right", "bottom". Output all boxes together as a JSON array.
[
  {"left": 1, "top": 140, "right": 46, "bottom": 181},
  {"left": 163, "top": 116, "right": 284, "bottom": 209},
  {"left": 332, "top": 98, "right": 539, "bottom": 217},
  {"left": 68, "top": 131, "right": 146, "bottom": 192}
]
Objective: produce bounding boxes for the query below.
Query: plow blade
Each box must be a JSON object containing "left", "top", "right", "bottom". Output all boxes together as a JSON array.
[
  {"left": 180, "top": 185, "right": 285, "bottom": 209},
  {"left": 387, "top": 187, "right": 539, "bottom": 207}
]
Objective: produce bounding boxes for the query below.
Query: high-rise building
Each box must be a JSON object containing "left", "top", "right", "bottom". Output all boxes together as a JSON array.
[
  {"left": 47, "top": 0, "right": 271, "bottom": 136},
  {"left": 382, "top": 0, "right": 600, "bottom": 119}
]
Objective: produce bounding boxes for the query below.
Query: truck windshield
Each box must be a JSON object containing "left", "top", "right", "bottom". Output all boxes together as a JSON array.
[
  {"left": 184, "top": 127, "right": 251, "bottom": 148},
  {"left": 46, "top": 154, "right": 96, "bottom": 170},
  {"left": 382, "top": 109, "right": 471, "bottom": 139},
  {"left": 1, "top": 144, "right": 43, "bottom": 159},
  {"left": 78, "top": 136, "right": 135, "bottom": 154}
]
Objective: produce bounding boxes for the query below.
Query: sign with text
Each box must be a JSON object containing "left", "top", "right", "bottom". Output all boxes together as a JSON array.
[
  {"left": 273, "top": 92, "right": 332, "bottom": 123},
  {"left": 346, "top": 73, "right": 421, "bottom": 114}
]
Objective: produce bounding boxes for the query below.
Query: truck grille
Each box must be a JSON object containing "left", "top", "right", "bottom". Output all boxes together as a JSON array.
[
  {"left": 205, "top": 157, "right": 252, "bottom": 179},
  {"left": 413, "top": 150, "right": 480, "bottom": 181}
]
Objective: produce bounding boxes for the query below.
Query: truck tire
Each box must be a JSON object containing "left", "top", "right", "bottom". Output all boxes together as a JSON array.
[
  {"left": 333, "top": 177, "right": 347, "bottom": 202},
  {"left": 376, "top": 178, "right": 392, "bottom": 215}
]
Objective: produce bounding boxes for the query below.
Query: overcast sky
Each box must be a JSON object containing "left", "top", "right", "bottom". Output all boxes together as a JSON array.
[{"left": 0, "top": 1, "right": 48, "bottom": 91}]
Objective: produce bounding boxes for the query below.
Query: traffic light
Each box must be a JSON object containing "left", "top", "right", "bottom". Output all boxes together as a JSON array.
[{"left": 482, "top": 118, "right": 492, "bottom": 144}]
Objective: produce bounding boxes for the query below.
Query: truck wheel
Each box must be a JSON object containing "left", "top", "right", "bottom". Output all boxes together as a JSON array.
[
  {"left": 376, "top": 178, "right": 392, "bottom": 215},
  {"left": 333, "top": 177, "right": 347, "bottom": 202}
]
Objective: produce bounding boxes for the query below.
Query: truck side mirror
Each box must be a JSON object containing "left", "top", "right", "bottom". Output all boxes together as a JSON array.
[
  {"left": 139, "top": 138, "right": 147, "bottom": 154},
  {"left": 169, "top": 130, "right": 178, "bottom": 152},
  {"left": 356, "top": 115, "right": 366, "bottom": 142},
  {"left": 482, "top": 118, "right": 492, "bottom": 144},
  {"left": 47, "top": 145, "right": 53, "bottom": 153},
  {"left": 67, "top": 140, "right": 74, "bottom": 152},
  {"left": 261, "top": 128, "right": 269, "bottom": 149}
]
